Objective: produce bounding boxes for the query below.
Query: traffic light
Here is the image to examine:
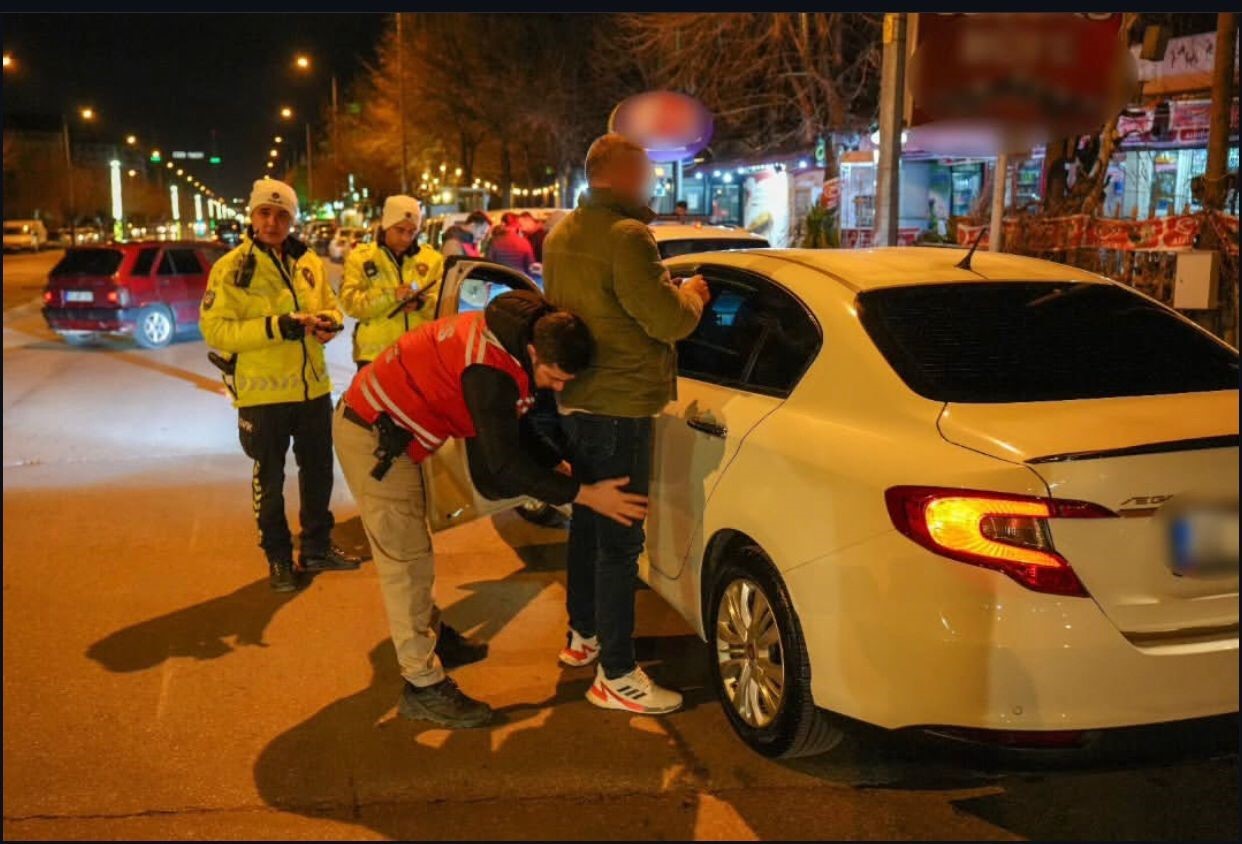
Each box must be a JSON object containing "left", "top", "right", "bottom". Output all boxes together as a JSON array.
[
  {"left": 209, "top": 156, "right": 221, "bottom": 165},
  {"left": 150, "top": 150, "right": 162, "bottom": 163}
]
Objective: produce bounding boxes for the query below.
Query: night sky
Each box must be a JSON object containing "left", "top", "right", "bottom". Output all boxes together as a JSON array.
[{"left": 2, "top": 13, "right": 384, "bottom": 199}]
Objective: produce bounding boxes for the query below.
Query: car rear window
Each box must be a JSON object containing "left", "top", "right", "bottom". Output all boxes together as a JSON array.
[
  {"left": 658, "top": 238, "right": 769, "bottom": 259},
  {"left": 50, "top": 248, "right": 124, "bottom": 277},
  {"left": 858, "top": 282, "right": 1240, "bottom": 403}
]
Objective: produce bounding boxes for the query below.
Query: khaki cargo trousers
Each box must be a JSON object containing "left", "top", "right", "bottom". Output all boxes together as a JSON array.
[{"left": 333, "top": 400, "right": 445, "bottom": 688}]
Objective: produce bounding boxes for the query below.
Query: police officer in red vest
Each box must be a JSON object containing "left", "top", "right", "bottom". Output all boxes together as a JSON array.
[{"left": 333, "top": 289, "right": 647, "bottom": 727}]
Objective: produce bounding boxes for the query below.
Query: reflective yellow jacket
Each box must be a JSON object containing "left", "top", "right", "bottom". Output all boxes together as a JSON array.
[
  {"left": 339, "top": 241, "right": 443, "bottom": 363},
  {"left": 199, "top": 233, "right": 342, "bottom": 408}
]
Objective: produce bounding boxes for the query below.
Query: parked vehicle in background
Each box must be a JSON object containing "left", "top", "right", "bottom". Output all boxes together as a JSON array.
[
  {"left": 648, "top": 221, "right": 769, "bottom": 258},
  {"left": 329, "top": 226, "right": 372, "bottom": 263},
  {"left": 305, "top": 220, "right": 338, "bottom": 257},
  {"left": 215, "top": 219, "right": 242, "bottom": 247},
  {"left": 41, "top": 241, "right": 229, "bottom": 349},
  {"left": 72, "top": 226, "right": 104, "bottom": 246},
  {"left": 3, "top": 219, "right": 49, "bottom": 252},
  {"left": 431, "top": 248, "right": 1240, "bottom": 759}
]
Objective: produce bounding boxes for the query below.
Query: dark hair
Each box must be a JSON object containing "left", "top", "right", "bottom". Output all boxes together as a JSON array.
[
  {"left": 532, "top": 310, "right": 593, "bottom": 374},
  {"left": 465, "top": 211, "right": 491, "bottom": 226},
  {"left": 675, "top": 200, "right": 688, "bottom": 210},
  {"left": 500, "top": 212, "right": 518, "bottom": 226}
]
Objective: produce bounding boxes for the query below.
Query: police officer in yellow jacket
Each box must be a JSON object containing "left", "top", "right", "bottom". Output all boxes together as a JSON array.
[
  {"left": 201, "top": 178, "right": 363, "bottom": 591},
  {"left": 340, "top": 195, "right": 443, "bottom": 370}
]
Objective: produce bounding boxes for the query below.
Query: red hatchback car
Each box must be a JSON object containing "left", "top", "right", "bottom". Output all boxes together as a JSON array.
[{"left": 42, "top": 241, "right": 230, "bottom": 348}]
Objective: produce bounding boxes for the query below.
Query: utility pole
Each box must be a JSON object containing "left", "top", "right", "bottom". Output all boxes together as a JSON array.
[
  {"left": 875, "top": 12, "right": 906, "bottom": 246},
  {"left": 331, "top": 74, "right": 340, "bottom": 207},
  {"left": 61, "top": 114, "right": 77, "bottom": 245},
  {"left": 396, "top": 12, "right": 409, "bottom": 194},
  {"left": 988, "top": 153, "right": 1009, "bottom": 252},
  {"left": 305, "top": 121, "right": 314, "bottom": 206}
]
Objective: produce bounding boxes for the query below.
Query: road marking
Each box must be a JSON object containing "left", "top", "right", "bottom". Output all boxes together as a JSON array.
[{"left": 155, "top": 647, "right": 175, "bottom": 721}]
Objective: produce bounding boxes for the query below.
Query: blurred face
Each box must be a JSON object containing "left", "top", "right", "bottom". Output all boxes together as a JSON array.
[
  {"left": 609, "top": 151, "right": 654, "bottom": 209},
  {"left": 251, "top": 204, "right": 292, "bottom": 247},
  {"left": 384, "top": 220, "right": 418, "bottom": 254},
  {"left": 528, "top": 344, "right": 575, "bottom": 392},
  {"left": 469, "top": 221, "right": 489, "bottom": 241}
]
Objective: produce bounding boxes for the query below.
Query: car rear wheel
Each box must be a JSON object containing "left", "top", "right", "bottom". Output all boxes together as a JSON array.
[
  {"left": 135, "top": 305, "right": 174, "bottom": 349},
  {"left": 709, "top": 545, "right": 843, "bottom": 758}
]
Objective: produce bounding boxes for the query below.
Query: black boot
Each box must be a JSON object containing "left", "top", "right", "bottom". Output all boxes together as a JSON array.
[
  {"left": 436, "top": 623, "right": 489, "bottom": 669},
  {"left": 397, "top": 677, "right": 493, "bottom": 728},
  {"left": 299, "top": 544, "right": 365, "bottom": 572},
  {"left": 268, "top": 559, "right": 299, "bottom": 592}
]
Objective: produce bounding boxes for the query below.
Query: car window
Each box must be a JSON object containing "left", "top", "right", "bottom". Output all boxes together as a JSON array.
[
  {"left": 672, "top": 265, "right": 821, "bottom": 397},
  {"left": 50, "top": 248, "right": 124, "bottom": 276},
  {"left": 130, "top": 248, "right": 159, "bottom": 276},
  {"left": 857, "top": 281, "right": 1240, "bottom": 402},
  {"left": 156, "top": 251, "right": 176, "bottom": 274},
  {"left": 658, "top": 237, "right": 769, "bottom": 260},
  {"left": 169, "top": 248, "right": 203, "bottom": 274}
]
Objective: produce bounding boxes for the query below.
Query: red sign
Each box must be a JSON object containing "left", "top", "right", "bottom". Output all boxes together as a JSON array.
[
  {"left": 609, "top": 91, "right": 714, "bottom": 164},
  {"left": 822, "top": 178, "right": 841, "bottom": 211},
  {"left": 907, "top": 14, "right": 1131, "bottom": 154}
]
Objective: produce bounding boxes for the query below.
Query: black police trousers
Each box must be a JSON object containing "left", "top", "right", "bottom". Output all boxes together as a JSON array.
[{"left": 237, "top": 394, "right": 335, "bottom": 564}]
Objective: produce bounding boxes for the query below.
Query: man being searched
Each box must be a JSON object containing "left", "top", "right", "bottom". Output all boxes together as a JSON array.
[
  {"left": 340, "top": 195, "right": 443, "bottom": 371},
  {"left": 543, "top": 133, "right": 711, "bottom": 715},
  {"left": 201, "top": 178, "right": 364, "bottom": 592},
  {"left": 334, "top": 290, "right": 647, "bottom": 728}
]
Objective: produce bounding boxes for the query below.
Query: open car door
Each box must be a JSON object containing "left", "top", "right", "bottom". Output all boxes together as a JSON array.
[{"left": 422, "top": 257, "right": 542, "bottom": 532}]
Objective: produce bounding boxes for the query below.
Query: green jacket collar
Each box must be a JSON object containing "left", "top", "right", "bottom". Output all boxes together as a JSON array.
[{"left": 578, "top": 187, "right": 655, "bottom": 224}]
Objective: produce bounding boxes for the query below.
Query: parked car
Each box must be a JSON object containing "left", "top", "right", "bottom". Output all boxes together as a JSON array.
[
  {"left": 215, "top": 220, "right": 243, "bottom": 247},
  {"left": 3, "top": 219, "right": 49, "bottom": 252},
  {"left": 425, "top": 248, "right": 1239, "bottom": 758},
  {"left": 329, "top": 226, "right": 372, "bottom": 263},
  {"left": 648, "top": 222, "right": 769, "bottom": 258},
  {"left": 42, "top": 241, "right": 230, "bottom": 348},
  {"left": 304, "top": 220, "right": 338, "bottom": 257}
]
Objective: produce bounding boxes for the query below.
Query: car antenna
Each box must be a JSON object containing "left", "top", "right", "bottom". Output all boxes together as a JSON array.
[{"left": 955, "top": 226, "right": 988, "bottom": 272}]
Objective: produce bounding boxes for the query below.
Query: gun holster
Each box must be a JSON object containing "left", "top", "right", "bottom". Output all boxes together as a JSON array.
[
  {"left": 370, "top": 413, "right": 414, "bottom": 481},
  {"left": 208, "top": 351, "right": 238, "bottom": 398}
]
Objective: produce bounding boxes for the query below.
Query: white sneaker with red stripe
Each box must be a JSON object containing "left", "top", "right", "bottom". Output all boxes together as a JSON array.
[
  {"left": 586, "top": 665, "right": 683, "bottom": 715},
  {"left": 558, "top": 629, "right": 600, "bottom": 668}
]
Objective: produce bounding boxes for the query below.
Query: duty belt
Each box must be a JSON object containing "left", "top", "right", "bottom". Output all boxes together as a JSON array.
[{"left": 343, "top": 403, "right": 373, "bottom": 431}]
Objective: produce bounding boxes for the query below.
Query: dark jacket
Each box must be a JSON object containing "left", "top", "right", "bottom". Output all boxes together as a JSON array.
[
  {"left": 542, "top": 187, "right": 703, "bottom": 417},
  {"left": 461, "top": 290, "right": 576, "bottom": 505}
]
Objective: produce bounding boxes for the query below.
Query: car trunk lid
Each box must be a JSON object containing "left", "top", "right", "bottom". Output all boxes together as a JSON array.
[{"left": 939, "top": 392, "right": 1239, "bottom": 638}]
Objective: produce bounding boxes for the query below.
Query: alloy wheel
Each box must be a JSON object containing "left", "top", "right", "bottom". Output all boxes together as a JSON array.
[
  {"left": 143, "top": 310, "right": 172, "bottom": 346},
  {"left": 715, "top": 577, "right": 786, "bottom": 727}
]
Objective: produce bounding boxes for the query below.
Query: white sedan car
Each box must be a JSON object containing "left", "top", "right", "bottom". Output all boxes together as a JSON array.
[
  {"left": 328, "top": 226, "right": 372, "bottom": 263},
  {"left": 423, "top": 248, "right": 1239, "bottom": 758}
]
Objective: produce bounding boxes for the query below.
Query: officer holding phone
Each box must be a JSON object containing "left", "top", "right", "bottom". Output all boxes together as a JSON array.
[
  {"left": 340, "top": 195, "right": 443, "bottom": 371},
  {"left": 200, "top": 178, "right": 363, "bottom": 592}
]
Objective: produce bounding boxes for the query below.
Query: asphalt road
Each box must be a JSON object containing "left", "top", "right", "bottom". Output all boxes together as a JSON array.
[{"left": 2, "top": 250, "right": 1238, "bottom": 840}]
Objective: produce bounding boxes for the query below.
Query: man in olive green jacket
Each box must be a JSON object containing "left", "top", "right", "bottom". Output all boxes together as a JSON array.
[{"left": 543, "top": 133, "right": 710, "bottom": 716}]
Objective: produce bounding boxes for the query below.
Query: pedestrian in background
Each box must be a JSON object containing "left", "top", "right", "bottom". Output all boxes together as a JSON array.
[
  {"left": 200, "top": 178, "right": 363, "bottom": 592},
  {"left": 517, "top": 210, "right": 548, "bottom": 262},
  {"left": 543, "top": 133, "right": 711, "bottom": 714},
  {"left": 485, "top": 212, "right": 536, "bottom": 274},
  {"left": 440, "top": 210, "right": 491, "bottom": 259},
  {"left": 340, "top": 196, "right": 442, "bottom": 371}
]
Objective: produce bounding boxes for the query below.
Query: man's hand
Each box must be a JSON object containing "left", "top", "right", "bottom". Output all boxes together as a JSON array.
[
  {"left": 310, "top": 314, "right": 343, "bottom": 344},
  {"left": 554, "top": 460, "right": 573, "bottom": 477},
  {"left": 394, "top": 284, "right": 426, "bottom": 313},
  {"left": 277, "top": 312, "right": 309, "bottom": 341},
  {"left": 680, "top": 274, "right": 711, "bottom": 306},
  {"left": 575, "top": 476, "right": 648, "bottom": 527}
]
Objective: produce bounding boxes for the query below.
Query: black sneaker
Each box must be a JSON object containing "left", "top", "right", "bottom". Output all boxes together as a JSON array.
[
  {"left": 436, "top": 623, "right": 489, "bottom": 669},
  {"left": 397, "top": 677, "right": 493, "bottom": 728},
  {"left": 268, "top": 559, "right": 299, "bottom": 592},
  {"left": 299, "top": 544, "right": 364, "bottom": 572}
]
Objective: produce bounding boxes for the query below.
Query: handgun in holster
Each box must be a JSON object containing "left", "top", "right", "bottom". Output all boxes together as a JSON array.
[
  {"left": 371, "top": 413, "right": 413, "bottom": 481},
  {"left": 208, "top": 351, "right": 238, "bottom": 399}
]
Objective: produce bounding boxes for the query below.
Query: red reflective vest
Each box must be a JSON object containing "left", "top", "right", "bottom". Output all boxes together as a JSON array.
[{"left": 342, "top": 310, "right": 535, "bottom": 463}]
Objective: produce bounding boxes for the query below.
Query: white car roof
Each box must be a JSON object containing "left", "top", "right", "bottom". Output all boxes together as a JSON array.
[
  {"left": 649, "top": 223, "right": 766, "bottom": 243},
  {"left": 674, "top": 246, "right": 1110, "bottom": 293}
]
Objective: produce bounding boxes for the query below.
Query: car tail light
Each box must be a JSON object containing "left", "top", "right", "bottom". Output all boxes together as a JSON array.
[
  {"left": 885, "top": 486, "right": 1116, "bottom": 597},
  {"left": 42, "top": 289, "right": 55, "bottom": 305},
  {"left": 105, "top": 290, "right": 119, "bottom": 304}
]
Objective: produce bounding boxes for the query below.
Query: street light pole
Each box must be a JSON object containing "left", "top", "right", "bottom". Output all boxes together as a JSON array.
[
  {"left": 305, "top": 121, "right": 314, "bottom": 206},
  {"left": 331, "top": 74, "right": 341, "bottom": 207},
  {"left": 61, "top": 113, "right": 77, "bottom": 245},
  {"left": 875, "top": 12, "right": 906, "bottom": 247},
  {"left": 396, "top": 12, "right": 409, "bottom": 193}
]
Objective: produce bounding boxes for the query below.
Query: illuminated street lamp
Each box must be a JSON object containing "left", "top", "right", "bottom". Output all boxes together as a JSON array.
[
  {"left": 125, "top": 134, "right": 137, "bottom": 145},
  {"left": 2, "top": 53, "right": 13, "bottom": 70},
  {"left": 79, "top": 107, "right": 95, "bottom": 121},
  {"left": 266, "top": 161, "right": 275, "bottom": 170},
  {"left": 279, "top": 106, "right": 293, "bottom": 120},
  {"left": 269, "top": 149, "right": 279, "bottom": 158},
  {"left": 274, "top": 135, "right": 283, "bottom": 143},
  {"left": 294, "top": 54, "right": 311, "bottom": 70}
]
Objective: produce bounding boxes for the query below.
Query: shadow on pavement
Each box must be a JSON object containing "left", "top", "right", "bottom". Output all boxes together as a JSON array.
[
  {"left": 86, "top": 577, "right": 304, "bottom": 672},
  {"left": 86, "top": 522, "right": 369, "bottom": 674}
]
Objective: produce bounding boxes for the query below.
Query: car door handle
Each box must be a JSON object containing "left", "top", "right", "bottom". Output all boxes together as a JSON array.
[{"left": 686, "top": 416, "right": 727, "bottom": 438}]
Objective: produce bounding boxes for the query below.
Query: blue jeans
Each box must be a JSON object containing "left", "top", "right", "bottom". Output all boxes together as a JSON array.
[{"left": 562, "top": 413, "right": 653, "bottom": 679}]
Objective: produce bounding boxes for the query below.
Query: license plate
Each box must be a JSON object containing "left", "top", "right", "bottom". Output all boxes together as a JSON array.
[
  {"left": 64, "top": 290, "right": 93, "bottom": 303},
  {"left": 1170, "top": 507, "right": 1240, "bottom": 578}
]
